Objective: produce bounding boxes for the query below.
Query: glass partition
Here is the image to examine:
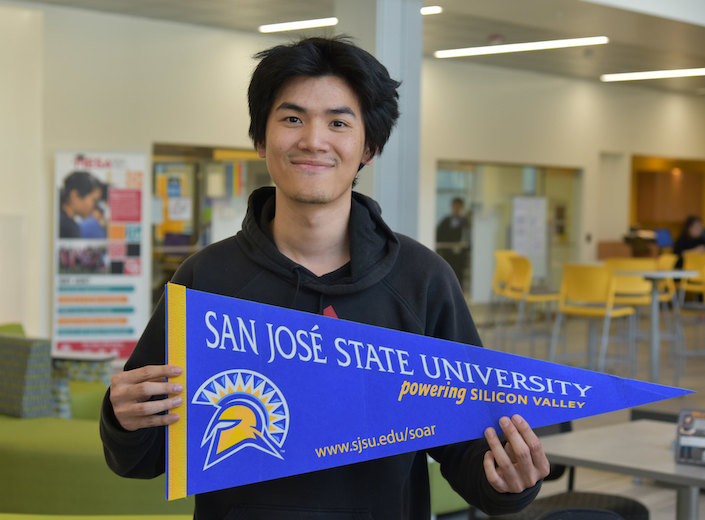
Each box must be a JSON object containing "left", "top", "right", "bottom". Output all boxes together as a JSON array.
[{"left": 436, "top": 160, "right": 581, "bottom": 302}]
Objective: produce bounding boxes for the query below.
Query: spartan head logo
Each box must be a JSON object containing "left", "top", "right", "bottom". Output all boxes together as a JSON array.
[{"left": 192, "top": 369, "right": 289, "bottom": 470}]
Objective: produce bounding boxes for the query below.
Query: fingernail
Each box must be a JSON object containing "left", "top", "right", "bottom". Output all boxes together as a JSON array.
[
  {"left": 174, "top": 396, "right": 183, "bottom": 405},
  {"left": 500, "top": 416, "right": 511, "bottom": 427},
  {"left": 485, "top": 427, "right": 496, "bottom": 438},
  {"left": 170, "top": 366, "right": 183, "bottom": 375},
  {"left": 173, "top": 384, "right": 183, "bottom": 393},
  {"left": 513, "top": 415, "right": 523, "bottom": 424}
]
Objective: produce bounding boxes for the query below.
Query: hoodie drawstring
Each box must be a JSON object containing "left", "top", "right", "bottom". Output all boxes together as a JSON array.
[
  {"left": 291, "top": 266, "right": 326, "bottom": 315},
  {"left": 291, "top": 266, "right": 302, "bottom": 308}
]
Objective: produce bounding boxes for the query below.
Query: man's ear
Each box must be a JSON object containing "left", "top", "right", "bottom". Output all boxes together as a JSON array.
[
  {"left": 256, "top": 141, "right": 266, "bottom": 159},
  {"left": 361, "top": 146, "right": 377, "bottom": 166}
]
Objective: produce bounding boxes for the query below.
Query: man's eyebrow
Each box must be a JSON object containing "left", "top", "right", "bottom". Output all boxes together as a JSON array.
[
  {"left": 275, "top": 102, "right": 306, "bottom": 113},
  {"left": 274, "top": 102, "right": 357, "bottom": 118},
  {"left": 327, "top": 106, "right": 357, "bottom": 118}
]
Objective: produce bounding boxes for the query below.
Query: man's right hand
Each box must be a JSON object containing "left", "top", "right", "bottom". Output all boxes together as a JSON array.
[{"left": 110, "top": 365, "right": 184, "bottom": 431}]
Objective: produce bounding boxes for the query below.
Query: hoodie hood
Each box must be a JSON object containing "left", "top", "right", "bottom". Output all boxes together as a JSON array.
[{"left": 237, "top": 186, "right": 400, "bottom": 296}]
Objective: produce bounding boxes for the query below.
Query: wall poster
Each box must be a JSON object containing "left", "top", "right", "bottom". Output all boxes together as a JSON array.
[{"left": 53, "top": 152, "right": 149, "bottom": 359}]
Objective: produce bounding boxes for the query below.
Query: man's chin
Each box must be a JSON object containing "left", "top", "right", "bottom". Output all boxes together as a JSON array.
[
  {"left": 291, "top": 194, "right": 334, "bottom": 205},
  {"left": 280, "top": 188, "right": 351, "bottom": 206}
]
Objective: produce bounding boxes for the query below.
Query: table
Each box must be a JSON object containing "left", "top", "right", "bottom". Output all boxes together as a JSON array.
[
  {"left": 541, "top": 420, "right": 705, "bottom": 520},
  {"left": 616, "top": 269, "right": 698, "bottom": 383}
]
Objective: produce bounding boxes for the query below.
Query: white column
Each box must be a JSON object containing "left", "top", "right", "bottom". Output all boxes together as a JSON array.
[{"left": 335, "top": 0, "right": 423, "bottom": 238}]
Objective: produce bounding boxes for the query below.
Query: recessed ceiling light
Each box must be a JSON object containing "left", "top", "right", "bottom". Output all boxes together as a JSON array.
[
  {"left": 258, "top": 17, "right": 338, "bottom": 33},
  {"left": 421, "top": 5, "right": 443, "bottom": 15},
  {"left": 601, "top": 68, "right": 705, "bottom": 82},
  {"left": 434, "top": 36, "right": 609, "bottom": 58}
]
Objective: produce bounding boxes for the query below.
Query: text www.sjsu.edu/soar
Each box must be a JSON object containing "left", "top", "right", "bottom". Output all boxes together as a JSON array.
[{"left": 314, "top": 425, "right": 437, "bottom": 458}]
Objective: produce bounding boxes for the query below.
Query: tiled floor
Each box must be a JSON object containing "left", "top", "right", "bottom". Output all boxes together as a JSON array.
[{"left": 440, "top": 303, "right": 705, "bottom": 520}]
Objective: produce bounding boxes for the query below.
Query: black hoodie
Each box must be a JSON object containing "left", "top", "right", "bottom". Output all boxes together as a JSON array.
[{"left": 100, "top": 187, "right": 540, "bottom": 520}]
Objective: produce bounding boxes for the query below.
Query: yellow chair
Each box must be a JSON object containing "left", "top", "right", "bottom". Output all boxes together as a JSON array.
[
  {"left": 501, "top": 256, "right": 559, "bottom": 355},
  {"left": 549, "top": 264, "right": 636, "bottom": 374},
  {"left": 491, "top": 250, "right": 518, "bottom": 297},
  {"left": 657, "top": 253, "right": 678, "bottom": 271},
  {"left": 657, "top": 253, "right": 679, "bottom": 302},
  {"left": 680, "top": 252, "right": 705, "bottom": 300},
  {"left": 604, "top": 257, "right": 655, "bottom": 308},
  {"left": 487, "top": 249, "right": 518, "bottom": 332}
]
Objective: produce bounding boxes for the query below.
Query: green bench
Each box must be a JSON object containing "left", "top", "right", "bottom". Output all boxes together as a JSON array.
[{"left": 0, "top": 414, "right": 193, "bottom": 515}]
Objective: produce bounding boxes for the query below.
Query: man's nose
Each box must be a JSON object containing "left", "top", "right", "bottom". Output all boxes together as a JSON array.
[{"left": 298, "top": 121, "right": 330, "bottom": 152}]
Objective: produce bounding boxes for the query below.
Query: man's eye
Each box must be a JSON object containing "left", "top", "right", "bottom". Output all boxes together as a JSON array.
[
  {"left": 285, "top": 116, "right": 301, "bottom": 124},
  {"left": 332, "top": 120, "right": 347, "bottom": 128}
]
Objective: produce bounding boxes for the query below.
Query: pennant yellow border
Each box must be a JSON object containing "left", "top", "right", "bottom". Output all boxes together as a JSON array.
[{"left": 167, "top": 282, "right": 187, "bottom": 500}]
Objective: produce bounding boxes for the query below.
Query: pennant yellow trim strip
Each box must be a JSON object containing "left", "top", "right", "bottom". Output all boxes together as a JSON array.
[{"left": 167, "top": 282, "right": 187, "bottom": 500}]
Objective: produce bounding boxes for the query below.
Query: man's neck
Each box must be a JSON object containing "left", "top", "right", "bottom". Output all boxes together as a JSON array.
[{"left": 270, "top": 191, "right": 352, "bottom": 277}]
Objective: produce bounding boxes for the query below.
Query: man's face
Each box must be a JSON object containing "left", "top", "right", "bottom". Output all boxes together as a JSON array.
[{"left": 257, "top": 75, "right": 373, "bottom": 206}]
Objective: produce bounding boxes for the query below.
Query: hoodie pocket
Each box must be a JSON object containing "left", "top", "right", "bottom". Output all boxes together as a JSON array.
[{"left": 224, "top": 505, "right": 374, "bottom": 520}]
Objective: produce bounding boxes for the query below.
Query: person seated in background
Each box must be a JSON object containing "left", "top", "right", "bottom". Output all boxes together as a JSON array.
[{"left": 674, "top": 215, "right": 705, "bottom": 269}]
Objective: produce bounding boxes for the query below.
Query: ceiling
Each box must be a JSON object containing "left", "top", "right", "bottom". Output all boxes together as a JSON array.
[{"left": 16, "top": 0, "right": 705, "bottom": 95}]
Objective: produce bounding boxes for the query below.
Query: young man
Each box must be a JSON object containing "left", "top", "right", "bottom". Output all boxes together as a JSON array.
[{"left": 101, "top": 37, "right": 549, "bottom": 519}]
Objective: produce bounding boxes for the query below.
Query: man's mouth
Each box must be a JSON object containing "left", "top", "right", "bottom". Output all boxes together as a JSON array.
[{"left": 290, "top": 158, "right": 336, "bottom": 169}]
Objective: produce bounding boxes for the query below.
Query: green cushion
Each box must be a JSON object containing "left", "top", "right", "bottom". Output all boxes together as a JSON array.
[
  {"left": 0, "top": 322, "right": 25, "bottom": 336},
  {"left": 69, "top": 380, "right": 107, "bottom": 420},
  {"left": 0, "top": 415, "right": 194, "bottom": 515}
]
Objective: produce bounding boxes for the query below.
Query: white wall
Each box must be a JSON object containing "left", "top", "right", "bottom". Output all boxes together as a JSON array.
[
  {"left": 0, "top": 4, "right": 44, "bottom": 335},
  {"left": 419, "top": 58, "right": 705, "bottom": 259},
  {"left": 42, "top": 4, "right": 283, "bottom": 153}
]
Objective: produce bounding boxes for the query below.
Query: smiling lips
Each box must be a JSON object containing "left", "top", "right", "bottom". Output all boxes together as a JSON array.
[{"left": 290, "top": 158, "right": 336, "bottom": 170}]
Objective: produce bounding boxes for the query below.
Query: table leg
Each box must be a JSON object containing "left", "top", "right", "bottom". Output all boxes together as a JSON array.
[
  {"left": 676, "top": 486, "right": 699, "bottom": 520},
  {"left": 650, "top": 280, "right": 661, "bottom": 383},
  {"left": 587, "top": 320, "right": 597, "bottom": 370}
]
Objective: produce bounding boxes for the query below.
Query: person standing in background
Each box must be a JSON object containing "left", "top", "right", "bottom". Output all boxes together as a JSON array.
[{"left": 436, "top": 197, "right": 471, "bottom": 287}]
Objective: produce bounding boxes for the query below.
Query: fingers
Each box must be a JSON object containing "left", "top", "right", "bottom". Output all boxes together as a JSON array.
[
  {"left": 500, "top": 416, "right": 535, "bottom": 476},
  {"left": 113, "top": 365, "right": 182, "bottom": 386},
  {"left": 483, "top": 415, "right": 551, "bottom": 494},
  {"left": 509, "top": 415, "right": 550, "bottom": 477},
  {"left": 110, "top": 365, "right": 185, "bottom": 432},
  {"left": 483, "top": 450, "right": 508, "bottom": 493},
  {"left": 115, "top": 380, "right": 183, "bottom": 404}
]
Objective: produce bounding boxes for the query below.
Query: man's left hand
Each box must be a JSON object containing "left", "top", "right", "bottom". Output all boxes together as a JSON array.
[{"left": 483, "top": 414, "right": 551, "bottom": 494}]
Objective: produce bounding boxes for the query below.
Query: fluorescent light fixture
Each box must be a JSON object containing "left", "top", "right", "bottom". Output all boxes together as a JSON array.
[
  {"left": 601, "top": 68, "right": 705, "bottom": 82},
  {"left": 258, "top": 17, "right": 338, "bottom": 33},
  {"left": 421, "top": 5, "right": 443, "bottom": 15},
  {"left": 434, "top": 36, "right": 609, "bottom": 59}
]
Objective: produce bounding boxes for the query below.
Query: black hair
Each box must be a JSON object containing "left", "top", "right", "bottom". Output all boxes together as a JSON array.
[
  {"left": 452, "top": 197, "right": 465, "bottom": 206},
  {"left": 60, "top": 171, "right": 102, "bottom": 205},
  {"left": 679, "top": 214, "right": 703, "bottom": 239},
  {"left": 248, "top": 36, "right": 401, "bottom": 159}
]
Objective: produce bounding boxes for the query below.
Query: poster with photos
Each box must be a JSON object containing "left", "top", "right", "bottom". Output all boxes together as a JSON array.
[{"left": 53, "top": 152, "right": 149, "bottom": 359}]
